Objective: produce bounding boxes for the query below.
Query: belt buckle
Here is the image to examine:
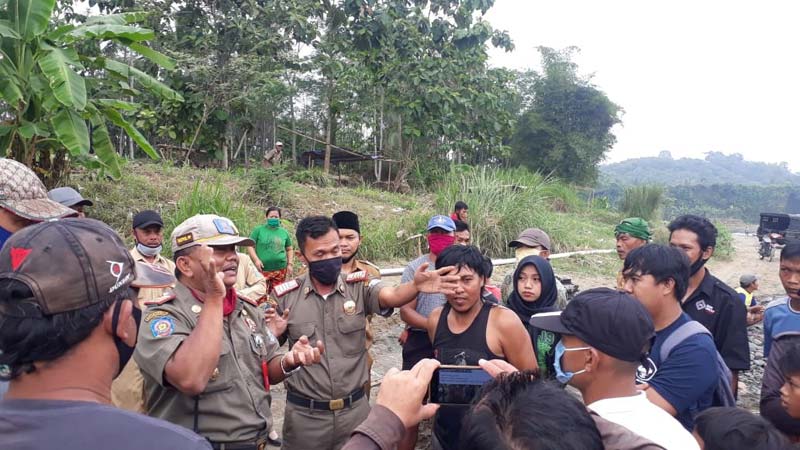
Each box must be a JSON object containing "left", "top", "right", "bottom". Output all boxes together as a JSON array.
[{"left": 329, "top": 398, "right": 345, "bottom": 410}]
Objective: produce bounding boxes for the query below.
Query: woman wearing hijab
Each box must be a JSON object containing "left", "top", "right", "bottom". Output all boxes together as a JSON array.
[{"left": 505, "top": 255, "right": 561, "bottom": 378}]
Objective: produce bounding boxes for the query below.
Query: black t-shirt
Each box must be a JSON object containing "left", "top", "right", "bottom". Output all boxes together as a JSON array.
[
  {"left": 682, "top": 270, "right": 750, "bottom": 371},
  {"left": 0, "top": 399, "right": 211, "bottom": 450}
]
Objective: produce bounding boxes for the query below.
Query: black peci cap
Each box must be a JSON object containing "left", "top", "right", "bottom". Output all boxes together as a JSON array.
[
  {"left": 132, "top": 210, "right": 163, "bottom": 229},
  {"left": 530, "top": 288, "right": 655, "bottom": 363},
  {"left": 332, "top": 211, "right": 360, "bottom": 234}
]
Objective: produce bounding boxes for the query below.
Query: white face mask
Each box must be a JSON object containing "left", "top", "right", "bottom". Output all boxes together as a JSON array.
[
  {"left": 136, "top": 242, "right": 162, "bottom": 257},
  {"left": 515, "top": 247, "right": 542, "bottom": 263}
]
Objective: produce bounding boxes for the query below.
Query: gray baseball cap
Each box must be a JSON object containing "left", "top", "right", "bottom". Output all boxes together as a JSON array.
[
  {"left": 740, "top": 274, "right": 758, "bottom": 286},
  {"left": 508, "top": 228, "right": 552, "bottom": 251},
  {"left": 0, "top": 158, "right": 76, "bottom": 221},
  {"left": 171, "top": 214, "right": 254, "bottom": 252},
  {"left": 48, "top": 187, "right": 94, "bottom": 208}
]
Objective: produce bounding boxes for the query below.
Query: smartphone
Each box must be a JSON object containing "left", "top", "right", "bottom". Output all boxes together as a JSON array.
[{"left": 428, "top": 365, "right": 492, "bottom": 405}]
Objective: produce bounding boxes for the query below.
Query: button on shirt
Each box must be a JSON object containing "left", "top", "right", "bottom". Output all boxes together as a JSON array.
[
  {"left": 588, "top": 392, "right": 700, "bottom": 450},
  {"left": 134, "top": 283, "right": 279, "bottom": 442},
  {"left": 682, "top": 270, "right": 750, "bottom": 371},
  {"left": 278, "top": 273, "right": 388, "bottom": 400}
]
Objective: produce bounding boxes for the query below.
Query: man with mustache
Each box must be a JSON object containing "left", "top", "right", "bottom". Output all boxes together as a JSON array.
[
  {"left": 614, "top": 217, "right": 652, "bottom": 289},
  {"left": 269, "top": 215, "right": 458, "bottom": 450},
  {"left": 668, "top": 214, "right": 749, "bottom": 396},
  {"left": 134, "top": 214, "right": 324, "bottom": 449}
]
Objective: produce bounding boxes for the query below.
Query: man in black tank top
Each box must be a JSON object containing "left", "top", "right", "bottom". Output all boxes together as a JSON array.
[{"left": 425, "top": 246, "right": 537, "bottom": 450}]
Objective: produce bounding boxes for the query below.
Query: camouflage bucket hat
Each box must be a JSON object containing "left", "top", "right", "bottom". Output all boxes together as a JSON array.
[{"left": 0, "top": 158, "right": 76, "bottom": 221}]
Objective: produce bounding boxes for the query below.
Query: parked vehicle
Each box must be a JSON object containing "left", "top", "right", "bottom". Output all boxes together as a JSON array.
[{"left": 757, "top": 213, "right": 800, "bottom": 245}]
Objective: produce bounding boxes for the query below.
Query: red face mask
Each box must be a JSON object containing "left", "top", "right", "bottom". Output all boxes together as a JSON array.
[{"left": 428, "top": 234, "right": 455, "bottom": 255}]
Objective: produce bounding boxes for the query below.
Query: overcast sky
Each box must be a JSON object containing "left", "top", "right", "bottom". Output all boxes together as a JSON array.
[{"left": 485, "top": 0, "right": 800, "bottom": 172}]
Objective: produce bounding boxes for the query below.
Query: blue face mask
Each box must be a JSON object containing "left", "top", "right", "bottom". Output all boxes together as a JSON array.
[
  {"left": 0, "top": 226, "right": 12, "bottom": 250},
  {"left": 553, "top": 340, "right": 590, "bottom": 385}
]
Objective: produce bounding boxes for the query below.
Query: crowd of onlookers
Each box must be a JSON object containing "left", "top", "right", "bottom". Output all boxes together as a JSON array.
[{"left": 2, "top": 156, "right": 800, "bottom": 450}]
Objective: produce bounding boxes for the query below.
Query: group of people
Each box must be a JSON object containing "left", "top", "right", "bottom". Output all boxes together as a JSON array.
[{"left": 2, "top": 157, "right": 800, "bottom": 450}]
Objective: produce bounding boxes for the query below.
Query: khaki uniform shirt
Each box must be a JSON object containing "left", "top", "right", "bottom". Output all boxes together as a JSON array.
[
  {"left": 235, "top": 252, "right": 267, "bottom": 303},
  {"left": 111, "top": 248, "right": 177, "bottom": 413},
  {"left": 349, "top": 260, "right": 381, "bottom": 351},
  {"left": 275, "top": 273, "right": 388, "bottom": 399},
  {"left": 129, "top": 247, "right": 176, "bottom": 308},
  {"left": 134, "top": 282, "right": 279, "bottom": 442}
]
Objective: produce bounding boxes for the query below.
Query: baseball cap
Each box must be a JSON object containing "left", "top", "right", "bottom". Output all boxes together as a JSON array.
[
  {"left": 0, "top": 158, "right": 76, "bottom": 221},
  {"left": 509, "top": 228, "right": 551, "bottom": 251},
  {"left": 426, "top": 215, "right": 456, "bottom": 232},
  {"left": 276, "top": 141, "right": 284, "bottom": 147},
  {"left": 530, "top": 288, "right": 655, "bottom": 363},
  {"left": 0, "top": 218, "right": 136, "bottom": 315},
  {"left": 48, "top": 186, "right": 93, "bottom": 208},
  {"left": 132, "top": 210, "right": 164, "bottom": 229},
  {"left": 171, "top": 214, "right": 254, "bottom": 252},
  {"left": 740, "top": 274, "right": 758, "bottom": 286}
]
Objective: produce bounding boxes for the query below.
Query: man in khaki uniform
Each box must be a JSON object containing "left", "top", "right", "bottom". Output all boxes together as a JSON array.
[
  {"left": 112, "top": 210, "right": 177, "bottom": 412},
  {"left": 236, "top": 252, "right": 268, "bottom": 304},
  {"left": 134, "top": 214, "right": 324, "bottom": 449},
  {"left": 268, "top": 216, "right": 458, "bottom": 450},
  {"left": 332, "top": 211, "right": 382, "bottom": 386}
]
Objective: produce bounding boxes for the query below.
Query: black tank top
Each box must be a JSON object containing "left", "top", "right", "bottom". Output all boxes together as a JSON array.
[
  {"left": 432, "top": 301, "right": 504, "bottom": 450},
  {"left": 433, "top": 301, "right": 504, "bottom": 365}
]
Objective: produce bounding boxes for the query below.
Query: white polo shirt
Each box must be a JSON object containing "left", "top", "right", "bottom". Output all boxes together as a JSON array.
[{"left": 588, "top": 392, "right": 700, "bottom": 450}]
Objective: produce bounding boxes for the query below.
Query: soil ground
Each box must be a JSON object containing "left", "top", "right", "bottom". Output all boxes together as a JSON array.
[{"left": 269, "top": 232, "right": 781, "bottom": 446}]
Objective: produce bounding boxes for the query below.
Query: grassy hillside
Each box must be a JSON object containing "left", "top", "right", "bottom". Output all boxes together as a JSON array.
[{"left": 74, "top": 162, "right": 622, "bottom": 271}]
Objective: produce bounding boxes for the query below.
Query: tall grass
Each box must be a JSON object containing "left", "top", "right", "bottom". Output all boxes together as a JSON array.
[{"left": 619, "top": 185, "right": 664, "bottom": 222}]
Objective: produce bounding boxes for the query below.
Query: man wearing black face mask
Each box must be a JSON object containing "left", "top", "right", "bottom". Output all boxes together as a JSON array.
[
  {"left": 269, "top": 215, "right": 459, "bottom": 450},
  {"left": 0, "top": 219, "right": 211, "bottom": 450},
  {"left": 668, "top": 215, "right": 749, "bottom": 396}
]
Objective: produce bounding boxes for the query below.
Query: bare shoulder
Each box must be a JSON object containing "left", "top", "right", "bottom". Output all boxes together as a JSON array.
[{"left": 490, "top": 304, "right": 524, "bottom": 326}]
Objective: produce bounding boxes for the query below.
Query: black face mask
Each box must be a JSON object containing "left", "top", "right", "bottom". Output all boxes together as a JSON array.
[
  {"left": 308, "top": 256, "right": 342, "bottom": 286},
  {"left": 690, "top": 255, "right": 708, "bottom": 276},
  {"left": 111, "top": 298, "right": 141, "bottom": 378}
]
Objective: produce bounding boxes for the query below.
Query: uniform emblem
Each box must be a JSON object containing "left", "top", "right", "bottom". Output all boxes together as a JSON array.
[
  {"left": 210, "top": 367, "right": 220, "bottom": 381},
  {"left": 696, "top": 300, "right": 707, "bottom": 311},
  {"left": 243, "top": 316, "right": 258, "bottom": 333},
  {"left": 191, "top": 304, "right": 202, "bottom": 314},
  {"left": 346, "top": 271, "right": 368, "bottom": 283},
  {"left": 636, "top": 357, "right": 658, "bottom": 382},
  {"left": 274, "top": 279, "right": 300, "bottom": 297},
  {"left": 343, "top": 300, "right": 357, "bottom": 315},
  {"left": 150, "top": 317, "right": 175, "bottom": 338},
  {"left": 175, "top": 233, "right": 194, "bottom": 246},
  {"left": 144, "top": 310, "right": 169, "bottom": 323}
]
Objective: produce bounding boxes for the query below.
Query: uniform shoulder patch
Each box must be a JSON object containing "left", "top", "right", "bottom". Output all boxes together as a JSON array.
[
  {"left": 238, "top": 293, "right": 259, "bottom": 306},
  {"left": 346, "top": 271, "right": 368, "bottom": 283},
  {"left": 143, "top": 292, "right": 176, "bottom": 306},
  {"left": 274, "top": 279, "right": 300, "bottom": 297}
]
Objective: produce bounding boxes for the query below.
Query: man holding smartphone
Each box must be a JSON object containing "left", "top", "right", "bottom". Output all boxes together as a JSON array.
[{"left": 427, "top": 245, "right": 537, "bottom": 450}]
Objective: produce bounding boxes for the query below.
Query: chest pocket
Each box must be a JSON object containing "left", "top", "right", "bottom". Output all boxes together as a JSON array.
[
  {"left": 202, "top": 344, "right": 234, "bottom": 395},
  {"left": 288, "top": 322, "right": 317, "bottom": 343},
  {"left": 337, "top": 315, "right": 366, "bottom": 357}
]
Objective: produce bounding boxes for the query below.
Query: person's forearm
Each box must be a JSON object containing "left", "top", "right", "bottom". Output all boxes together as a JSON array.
[
  {"left": 164, "top": 300, "right": 224, "bottom": 395},
  {"left": 285, "top": 247, "right": 293, "bottom": 267},
  {"left": 267, "top": 354, "right": 291, "bottom": 384},
  {"left": 248, "top": 248, "right": 260, "bottom": 265},
  {"left": 379, "top": 283, "right": 418, "bottom": 309},
  {"left": 399, "top": 304, "right": 428, "bottom": 329}
]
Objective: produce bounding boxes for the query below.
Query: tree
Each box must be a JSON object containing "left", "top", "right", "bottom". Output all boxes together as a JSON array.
[
  {"left": 0, "top": 0, "right": 182, "bottom": 184},
  {"left": 510, "top": 47, "right": 621, "bottom": 185}
]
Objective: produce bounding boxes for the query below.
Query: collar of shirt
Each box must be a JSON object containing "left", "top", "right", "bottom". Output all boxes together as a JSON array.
[
  {"left": 686, "top": 269, "right": 715, "bottom": 303},
  {"left": 300, "top": 273, "right": 346, "bottom": 298}
]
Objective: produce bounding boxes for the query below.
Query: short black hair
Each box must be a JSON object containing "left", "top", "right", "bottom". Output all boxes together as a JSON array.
[
  {"left": 780, "top": 343, "right": 800, "bottom": 378},
  {"left": 461, "top": 373, "right": 603, "bottom": 450},
  {"left": 781, "top": 242, "right": 800, "bottom": 262},
  {"left": 435, "top": 245, "right": 487, "bottom": 278},
  {"left": 454, "top": 220, "right": 470, "bottom": 232},
  {"left": 694, "top": 407, "right": 789, "bottom": 450},
  {"left": 482, "top": 255, "right": 494, "bottom": 279},
  {"left": 172, "top": 245, "right": 199, "bottom": 279},
  {"left": 623, "top": 244, "right": 690, "bottom": 301},
  {"left": 266, "top": 206, "right": 281, "bottom": 218},
  {"left": 296, "top": 216, "right": 337, "bottom": 253},
  {"left": 454, "top": 201, "right": 468, "bottom": 211},
  {"left": 668, "top": 214, "right": 717, "bottom": 250},
  {"left": 0, "top": 279, "right": 128, "bottom": 380}
]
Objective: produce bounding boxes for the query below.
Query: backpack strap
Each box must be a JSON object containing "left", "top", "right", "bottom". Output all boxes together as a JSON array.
[{"left": 659, "top": 320, "right": 712, "bottom": 362}]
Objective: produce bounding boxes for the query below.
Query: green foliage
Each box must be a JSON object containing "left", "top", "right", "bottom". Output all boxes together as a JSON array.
[
  {"left": 619, "top": 185, "right": 664, "bottom": 222},
  {"left": 714, "top": 222, "right": 735, "bottom": 260},
  {"left": 0, "top": 1, "right": 180, "bottom": 184},
  {"left": 510, "top": 47, "right": 622, "bottom": 185}
]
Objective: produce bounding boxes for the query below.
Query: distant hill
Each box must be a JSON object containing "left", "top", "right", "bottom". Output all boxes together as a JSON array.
[{"left": 600, "top": 151, "right": 800, "bottom": 186}]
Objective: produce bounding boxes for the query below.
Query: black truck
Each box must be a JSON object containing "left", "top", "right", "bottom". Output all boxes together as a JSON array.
[{"left": 758, "top": 213, "right": 800, "bottom": 245}]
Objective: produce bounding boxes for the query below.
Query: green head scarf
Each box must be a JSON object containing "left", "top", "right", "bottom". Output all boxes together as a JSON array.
[{"left": 615, "top": 217, "right": 652, "bottom": 241}]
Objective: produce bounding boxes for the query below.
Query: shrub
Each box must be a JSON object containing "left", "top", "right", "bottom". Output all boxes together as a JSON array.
[{"left": 619, "top": 185, "right": 664, "bottom": 221}]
